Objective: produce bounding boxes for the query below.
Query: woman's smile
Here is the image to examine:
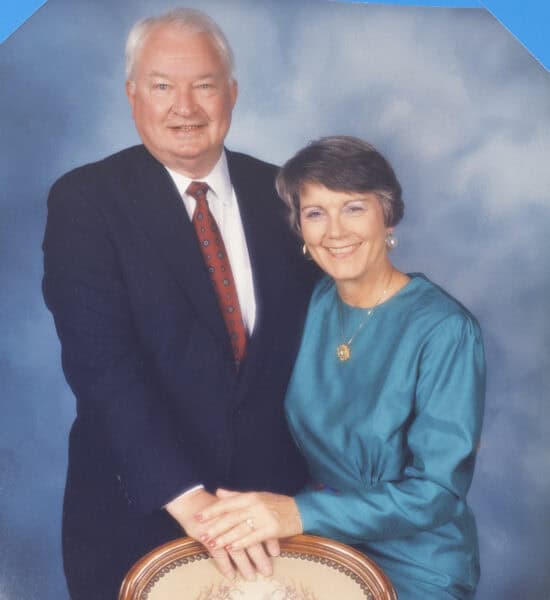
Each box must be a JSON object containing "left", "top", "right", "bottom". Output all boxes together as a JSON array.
[{"left": 325, "top": 242, "right": 363, "bottom": 257}]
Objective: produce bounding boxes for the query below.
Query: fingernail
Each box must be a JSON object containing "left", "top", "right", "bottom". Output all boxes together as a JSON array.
[
  {"left": 200, "top": 534, "right": 209, "bottom": 543},
  {"left": 194, "top": 513, "right": 203, "bottom": 522},
  {"left": 225, "top": 544, "right": 232, "bottom": 551},
  {"left": 208, "top": 539, "right": 217, "bottom": 549}
]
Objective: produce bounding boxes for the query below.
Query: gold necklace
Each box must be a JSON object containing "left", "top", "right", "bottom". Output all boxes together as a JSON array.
[{"left": 336, "top": 271, "right": 393, "bottom": 362}]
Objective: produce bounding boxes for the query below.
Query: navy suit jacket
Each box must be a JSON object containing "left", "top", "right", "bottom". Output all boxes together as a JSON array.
[{"left": 43, "top": 145, "right": 316, "bottom": 599}]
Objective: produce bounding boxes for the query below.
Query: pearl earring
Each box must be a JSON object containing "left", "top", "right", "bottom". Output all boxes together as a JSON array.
[{"left": 385, "top": 231, "right": 398, "bottom": 250}]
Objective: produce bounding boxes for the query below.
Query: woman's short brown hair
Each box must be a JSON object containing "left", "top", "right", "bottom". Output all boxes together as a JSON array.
[{"left": 276, "top": 136, "right": 404, "bottom": 236}]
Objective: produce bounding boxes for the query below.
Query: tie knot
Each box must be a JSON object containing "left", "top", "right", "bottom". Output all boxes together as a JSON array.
[{"left": 186, "top": 181, "right": 209, "bottom": 201}]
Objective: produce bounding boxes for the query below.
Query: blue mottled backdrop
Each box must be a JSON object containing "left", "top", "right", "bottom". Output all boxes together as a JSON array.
[{"left": 1, "top": 0, "right": 549, "bottom": 598}]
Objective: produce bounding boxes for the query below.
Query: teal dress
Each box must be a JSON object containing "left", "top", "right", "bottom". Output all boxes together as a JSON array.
[{"left": 286, "top": 274, "right": 485, "bottom": 599}]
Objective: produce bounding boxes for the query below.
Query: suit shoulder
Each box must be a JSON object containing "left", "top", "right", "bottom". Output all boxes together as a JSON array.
[
  {"left": 50, "top": 145, "right": 149, "bottom": 193},
  {"left": 226, "top": 149, "right": 278, "bottom": 178}
]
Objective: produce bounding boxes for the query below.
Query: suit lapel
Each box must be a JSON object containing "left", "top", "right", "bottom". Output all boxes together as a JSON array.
[
  {"left": 226, "top": 150, "right": 287, "bottom": 376},
  {"left": 118, "top": 147, "right": 230, "bottom": 349}
]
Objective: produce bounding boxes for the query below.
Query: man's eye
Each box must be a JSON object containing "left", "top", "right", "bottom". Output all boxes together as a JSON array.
[
  {"left": 154, "top": 83, "right": 169, "bottom": 90},
  {"left": 196, "top": 83, "right": 214, "bottom": 90}
]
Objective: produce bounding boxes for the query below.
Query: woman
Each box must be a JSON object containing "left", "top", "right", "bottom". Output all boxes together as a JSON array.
[{"left": 196, "top": 136, "right": 485, "bottom": 599}]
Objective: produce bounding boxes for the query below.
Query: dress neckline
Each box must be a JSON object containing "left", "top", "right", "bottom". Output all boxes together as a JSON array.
[{"left": 336, "top": 273, "right": 424, "bottom": 312}]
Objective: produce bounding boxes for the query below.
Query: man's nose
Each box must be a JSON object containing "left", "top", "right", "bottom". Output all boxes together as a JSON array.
[{"left": 172, "top": 87, "right": 195, "bottom": 116}]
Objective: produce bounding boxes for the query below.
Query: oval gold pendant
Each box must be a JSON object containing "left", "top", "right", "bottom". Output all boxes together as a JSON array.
[{"left": 336, "top": 343, "right": 351, "bottom": 362}]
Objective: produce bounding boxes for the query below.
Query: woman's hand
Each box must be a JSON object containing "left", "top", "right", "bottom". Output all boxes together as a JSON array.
[
  {"left": 195, "top": 489, "right": 303, "bottom": 551},
  {"left": 166, "top": 488, "right": 275, "bottom": 580}
]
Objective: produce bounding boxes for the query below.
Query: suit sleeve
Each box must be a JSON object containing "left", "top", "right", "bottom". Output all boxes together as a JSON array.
[
  {"left": 294, "top": 314, "right": 485, "bottom": 544},
  {"left": 43, "top": 175, "right": 200, "bottom": 516}
]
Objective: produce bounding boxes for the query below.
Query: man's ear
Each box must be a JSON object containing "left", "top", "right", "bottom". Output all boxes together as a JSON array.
[
  {"left": 229, "top": 79, "right": 238, "bottom": 109},
  {"left": 125, "top": 80, "right": 136, "bottom": 116}
]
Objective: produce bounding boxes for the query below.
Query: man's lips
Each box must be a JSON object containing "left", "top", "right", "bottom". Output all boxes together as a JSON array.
[{"left": 168, "top": 124, "right": 206, "bottom": 132}]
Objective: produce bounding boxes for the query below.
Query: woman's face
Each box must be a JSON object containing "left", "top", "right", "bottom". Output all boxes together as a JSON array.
[{"left": 299, "top": 182, "right": 390, "bottom": 290}]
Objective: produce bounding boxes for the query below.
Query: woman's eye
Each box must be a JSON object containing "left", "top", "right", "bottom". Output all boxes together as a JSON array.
[
  {"left": 344, "top": 203, "right": 366, "bottom": 214},
  {"left": 303, "top": 209, "right": 323, "bottom": 219}
]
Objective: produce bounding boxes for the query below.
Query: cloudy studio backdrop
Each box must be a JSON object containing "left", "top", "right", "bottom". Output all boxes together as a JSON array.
[{"left": 1, "top": 0, "right": 549, "bottom": 598}]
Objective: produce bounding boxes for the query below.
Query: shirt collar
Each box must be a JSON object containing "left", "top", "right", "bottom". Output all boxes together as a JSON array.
[{"left": 165, "top": 151, "right": 233, "bottom": 206}]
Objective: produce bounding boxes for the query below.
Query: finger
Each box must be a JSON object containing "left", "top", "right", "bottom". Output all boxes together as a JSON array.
[
  {"left": 228, "top": 548, "right": 255, "bottom": 581},
  {"left": 265, "top": 538, "right": 280, "bottom": 557},
  {"left": 209, "top": 547, "right": 235, "bottom": 581},
  {"left": 224, "top": 532, "right": 265, "bottom": 552},
  {"left": 213, "top": 520, "right": 260, "bottom": 549},
  {"left": 216, "top": 488, "right": 239, "bottom": 498},
  {"left": 196, "top": 495, "right": 251, "bottom": 522},
  {"left": 246, "top": 543, "right": 273, "bottom": 577},
  {"left": 203, "top": 512, "right": 249, "bottom": 542}
]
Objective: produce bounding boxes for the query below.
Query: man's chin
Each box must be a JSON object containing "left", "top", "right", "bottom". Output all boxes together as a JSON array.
[{"left": 163, "top": 147, "right": 222, "bottom": 177}]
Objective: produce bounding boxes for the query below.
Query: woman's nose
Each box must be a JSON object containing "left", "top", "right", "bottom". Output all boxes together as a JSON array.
[{"left": 327, "top": 215, "right": 344, "bottom": 238}]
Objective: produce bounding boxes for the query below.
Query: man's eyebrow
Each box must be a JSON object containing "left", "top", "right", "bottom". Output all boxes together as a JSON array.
[
  {"left": 146, "top": 70, "right": 217, "bottom": 80},
  {"left": 146, "top": 70, "right": 171, "bottom": 78}
]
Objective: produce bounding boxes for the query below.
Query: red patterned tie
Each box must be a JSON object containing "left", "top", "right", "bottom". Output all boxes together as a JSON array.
[{"left": 187, "top": 181, "right": 247, "bottom": 368}]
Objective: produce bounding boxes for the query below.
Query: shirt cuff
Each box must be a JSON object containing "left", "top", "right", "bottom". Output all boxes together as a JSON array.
[{"left": 163, "top": 484, "right": 205, "bottom": 508}]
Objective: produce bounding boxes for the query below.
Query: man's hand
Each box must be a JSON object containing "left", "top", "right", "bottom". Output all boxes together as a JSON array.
[{"left": 165, "top": 488, "right": 274, "bottom": 580}]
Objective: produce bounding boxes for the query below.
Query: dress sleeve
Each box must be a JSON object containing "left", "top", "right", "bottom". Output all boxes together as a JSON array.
[{"left": 294, "top": 313, "right": 485, "bottom": 545}]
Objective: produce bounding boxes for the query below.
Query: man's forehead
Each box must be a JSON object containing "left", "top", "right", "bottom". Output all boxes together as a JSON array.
[
  {"left": 137, "top": 27, "right": 225, "bottom": 70},
  {"left": 143, "top": 26, "right": 215, "bottom": 55}
]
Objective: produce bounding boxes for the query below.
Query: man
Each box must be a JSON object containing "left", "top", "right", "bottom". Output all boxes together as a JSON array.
[{"left": 43, "top": 8, "right": 316, "bottom": 599}]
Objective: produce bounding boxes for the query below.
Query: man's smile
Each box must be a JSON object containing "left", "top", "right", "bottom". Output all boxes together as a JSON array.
[{"left": 168, "top": 124, "right": 206, "bottom": 132}]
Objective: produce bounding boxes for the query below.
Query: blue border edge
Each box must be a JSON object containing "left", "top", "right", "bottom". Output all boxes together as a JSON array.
[
  {"left": 337, "top": 0, "right": 549, "bottom": 71},
  {"left": 0, "top": 0, "right": 49, "bottom": 44},
  {"left": 1, "top": 0, "right": 548, "bottom": 70}
]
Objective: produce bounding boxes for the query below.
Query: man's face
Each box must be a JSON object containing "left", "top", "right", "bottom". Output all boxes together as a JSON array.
[{"left": 126, "top": 26, "right": 237, "bottom": 178}]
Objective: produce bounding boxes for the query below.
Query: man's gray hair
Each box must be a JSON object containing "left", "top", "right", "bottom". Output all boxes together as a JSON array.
[{"left": 125, "top": 8, "right": 235, "bottom": 81}]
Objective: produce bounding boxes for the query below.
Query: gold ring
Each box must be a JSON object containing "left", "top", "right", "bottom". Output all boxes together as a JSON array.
[{"left": 244, "top": 518, "right": 255, "bottom": 531}]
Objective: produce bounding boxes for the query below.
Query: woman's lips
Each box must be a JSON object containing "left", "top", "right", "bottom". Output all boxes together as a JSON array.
[{"left": 325, "top": 243, "right": 361, "bottom": 257}]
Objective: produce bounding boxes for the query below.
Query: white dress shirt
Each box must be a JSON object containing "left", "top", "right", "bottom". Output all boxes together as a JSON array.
[{"left": 165, "top": 151, "right": 256, "bottom": 334}]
